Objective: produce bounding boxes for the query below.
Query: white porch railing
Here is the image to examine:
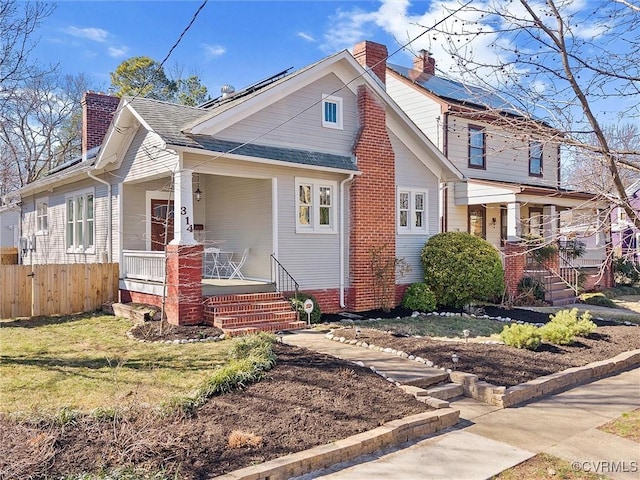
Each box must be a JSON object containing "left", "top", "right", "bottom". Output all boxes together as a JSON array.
[{"left": 121, "top": 250, "right": 166, "bottom": 282}]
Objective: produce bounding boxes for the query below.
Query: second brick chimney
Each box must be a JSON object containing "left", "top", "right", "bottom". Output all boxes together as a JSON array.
[
  {"left": 413, "top": 49, "right": 436, "bottom": 75},
  {"left": 353, "top": 40, "right": 388, "bottom": 85},
  {"left": 82, "top": 91, "right": 120, "bottom": 158}
]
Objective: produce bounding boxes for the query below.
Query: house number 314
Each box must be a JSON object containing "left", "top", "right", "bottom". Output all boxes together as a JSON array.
[{"left": 181, "top": 206, "right": 194, "bottom": 232}]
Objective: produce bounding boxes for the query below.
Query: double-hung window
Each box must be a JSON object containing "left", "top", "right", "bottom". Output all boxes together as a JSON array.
[
  {"left": 398, "top": 189, "right": 428, "bottom": 233},
  {"left": 529, "top": 141, "right": 543, "bottom": 176},
  {"left": 468, "top": 125, "right": 486, "bottom": 169},
  {"left": 295, "top": 178, "right": 337, "bottom": 233},
  {"left": 321, "top": 94, "right": 343, "bottom": 130},
  {"left": 36, "top": 198, "right": 48, "bottom": 234},
  {"left": 66, "top": 190, "right": 95, "bottom": 252}
]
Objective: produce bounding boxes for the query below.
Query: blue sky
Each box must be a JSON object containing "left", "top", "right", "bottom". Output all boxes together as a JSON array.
[{"left": 33, "top": 0, "right": 446, "bottom": 96}]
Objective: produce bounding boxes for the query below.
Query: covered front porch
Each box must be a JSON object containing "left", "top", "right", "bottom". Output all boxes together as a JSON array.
[{"left": 117, "top": 169, "right": 302, "bottom": 331}]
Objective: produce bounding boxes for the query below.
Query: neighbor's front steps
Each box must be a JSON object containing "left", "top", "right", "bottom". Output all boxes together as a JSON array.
[{"left": 203, "top": 292, "right": 306, "bottom": 336}]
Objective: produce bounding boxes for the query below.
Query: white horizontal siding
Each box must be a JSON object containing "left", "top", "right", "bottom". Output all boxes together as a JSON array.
[
  {"left": 118, "top": 129, "right": 178, "bottom": 183},
  {"left": 392, "top": 131, "right": 440, "bottom": 284},
  {"left": 216, "top": 73, "right": 358, "bottom": 156},
  {"left": 21, "top": 178, "right": 110, "bottom": 265},
  {"left": 387, "top": 75, "right": 443, "bottom": 149},
  {"left": 446, "top": 116, "right": 559, "bottom": 187}
]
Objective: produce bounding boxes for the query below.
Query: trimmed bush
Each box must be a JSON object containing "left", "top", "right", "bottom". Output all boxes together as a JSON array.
[
  {"left": 540, "top": 308, "right": 597, "bottom": 345},
  {"left": 290, "top": 292, "right": 322, "bottom": 324},
  {"left": 500, "top": 323, "right": 542, "bottom": 350},
  {"left": 580, "top": 292, "right": 617, "bottom": 309},
  {"left": 421, "top": 232, "right": 505, "bottom": 308},
  {"left": 402, "top": 283, "right": 437, "bottom": 312}
]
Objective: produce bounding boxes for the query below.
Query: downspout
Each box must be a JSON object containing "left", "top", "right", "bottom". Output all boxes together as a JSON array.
[
  {"left": 339, "top": 173, "right": 355, "bottom": 308},
  {"left": 442, "top": 111, "right": 450, "bottom": 232},
  {"left": 87, "top": 169, "right": 112, "bottom": 262}
]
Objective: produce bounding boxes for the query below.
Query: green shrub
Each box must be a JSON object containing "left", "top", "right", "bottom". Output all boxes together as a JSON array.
[
  {"left": 580, "top": 292, "right": 617, "bottom": 309},
  {"left": 517, "top": 277, "right": 546, "bottom": 301},
  {"left": 289, "top": 292, "right": 322, "bottom": 324},
  {"left": 540, "top": 308, "right": 597, "bottom": 345},
  {"left": 421, "top": 232, "right": 504, "bottom": 308},
  {"left": 402, "top": 283, "right": 437, "bottom": 312},
  {"left": 613, "top": 257, "right": 640, "bottom": 286},
  {"left": 500, "top": 323, "right": 542, "bottom": 350}
]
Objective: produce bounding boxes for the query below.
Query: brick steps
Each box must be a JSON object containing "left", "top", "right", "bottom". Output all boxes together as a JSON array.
[{"left": 203, "top": 292, "right": 304, "bottom": 336}]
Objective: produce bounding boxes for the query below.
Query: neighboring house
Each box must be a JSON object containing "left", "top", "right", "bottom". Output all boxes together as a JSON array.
[
  {"left": 386, "top": 50, "right": 610, "bottom": 300},
  {"left": 15, "top": 41, "right": 462, "bottom": 329},
  {"left": 0, "top": 198, "right": 20, "bottom": 264},
  {"left": 611, "top": 180, "right": 640, "bottom": 263}
]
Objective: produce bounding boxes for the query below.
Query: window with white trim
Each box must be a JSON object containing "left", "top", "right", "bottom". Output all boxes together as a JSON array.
[
  {"left": 398, "top": 188, "right": 428, "bottom": 233},
  {"left": 295, "top": 178, "right": 337, "bottom": 233},
  {"left": 321, "top": 94, "right": 343, "bottom": 130},
  {"left": 66, "top": 190, "right": 95, "bottom": 251},
  {"left": 36, "top": 198, "right": 48, "bottom": 234}
]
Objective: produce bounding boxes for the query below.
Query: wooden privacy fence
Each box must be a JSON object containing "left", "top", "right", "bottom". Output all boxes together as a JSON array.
[{"left": 0, "top": 263, "right": 119, "bottom": 319}]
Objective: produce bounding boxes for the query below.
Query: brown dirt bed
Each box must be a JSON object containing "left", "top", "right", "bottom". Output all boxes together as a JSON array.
[
  {"left": 332, "top": 324, "right": 640, "bottom": 387},
  {"left": 0, "top": 343, "right": 431, "bottom": 480}
]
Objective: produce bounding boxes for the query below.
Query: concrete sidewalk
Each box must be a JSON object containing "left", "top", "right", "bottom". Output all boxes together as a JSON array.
[{"left": 285, "top": 330, "right": 640, "bottom": 480}]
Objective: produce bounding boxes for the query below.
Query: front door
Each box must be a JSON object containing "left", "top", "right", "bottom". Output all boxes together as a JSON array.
[{"left": 151, "top": 199, "right": 174, "bottom": 251}]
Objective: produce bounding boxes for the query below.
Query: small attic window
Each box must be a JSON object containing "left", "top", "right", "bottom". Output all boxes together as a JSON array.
[{"left": 322, "top": 94, "right": 343, "bottom": 130}]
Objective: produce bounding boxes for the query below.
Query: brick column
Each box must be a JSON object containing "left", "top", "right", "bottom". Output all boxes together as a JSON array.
[
  {"left": 349, "top": 84, "right": 396, "bottom": 312},
  {"left": 165, "top": 244, "right": 203, "bottom": 325},
  {"left": 503, "top": 242, "right": 527, "bottom": 298}
]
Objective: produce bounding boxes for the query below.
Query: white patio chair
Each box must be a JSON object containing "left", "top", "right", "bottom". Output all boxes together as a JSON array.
[
  {"left": 203, "top": 247, "right": 221, "bottom": 279},
  {"left": 228, "top": 248, "right": 249, "bottom": 280}
]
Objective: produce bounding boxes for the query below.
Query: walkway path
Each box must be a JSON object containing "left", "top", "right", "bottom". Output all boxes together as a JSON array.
[{"left": 284, "top": 331, "right": 640, "bottom": 480}]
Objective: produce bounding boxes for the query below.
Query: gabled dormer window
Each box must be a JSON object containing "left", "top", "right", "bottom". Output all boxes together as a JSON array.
[
  {"left": 468, "top": 125, "right": 485, "bottom": 169},
  {"left": 529, "top": 141, "right": 543, "bottom": 176},
  {"left": 322, "top": 94, "right": 343, "bottom": 130}
]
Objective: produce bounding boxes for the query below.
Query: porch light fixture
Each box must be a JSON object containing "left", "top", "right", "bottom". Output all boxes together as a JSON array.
[{"left": 194, "top": 174, "right": 202, "bottom": 202}]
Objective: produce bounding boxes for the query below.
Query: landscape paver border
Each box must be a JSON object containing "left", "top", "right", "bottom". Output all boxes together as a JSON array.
[{"left": 214, "top": 409, "right": 460, "bottom": 480}]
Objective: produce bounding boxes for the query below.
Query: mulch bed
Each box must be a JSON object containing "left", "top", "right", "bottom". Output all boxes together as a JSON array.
[
  {"left": 0, "top": 343, "right": 431, "bottom": 480},
  {"left": 329, "top": 304, "right": 640, "bottom": 387}
]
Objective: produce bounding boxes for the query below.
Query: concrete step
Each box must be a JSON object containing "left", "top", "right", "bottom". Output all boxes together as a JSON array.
[
  {"left": 403, "top": 371, "right": 450, "bottom": 389},
  {"left": 222, "top": 320, "right": 307, "bottom": 337},
  {"left": 423, "top": 382, "right": 464, "bottom": 400}
]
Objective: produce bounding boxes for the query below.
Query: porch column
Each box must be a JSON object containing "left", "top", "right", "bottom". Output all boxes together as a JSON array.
[
  {"left": 170, "top": 169, "right": 197, "bottom": 246},
  {"left": 543, "top": 205, "right": 557, "bottom": 241},
  {"left": 166, "top": 169, "right": 203, "bottom": 326},
  {"left": 506, "top": 202, "right": 522, "bottom": 241}
]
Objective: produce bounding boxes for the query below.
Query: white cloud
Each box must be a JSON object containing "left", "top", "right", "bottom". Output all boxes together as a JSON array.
[
  {"left": 63, "top": 26, "right": 109, "bottom": 42},
  {"left": 203, "top": 44, "right": 226, "bottom": 58},
  {"left": 297, "top": 32, "right": 316, "bottom": 42},
  {"left": 108, "top": 46, "right": 129, "bottom": 58}
]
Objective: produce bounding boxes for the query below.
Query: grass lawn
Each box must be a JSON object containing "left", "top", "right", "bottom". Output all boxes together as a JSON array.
[
  {"left": 338, "top": 314, "right": 506, "bottom": 339},
  {"left": 0, "top": 313, "right": 229, "bottom": 414},
  {"left": 492, "top": 453, "right": 609, "bottom": 480},
  {"left": 598, "top": 408, "right": 640, "bottom": 443}
]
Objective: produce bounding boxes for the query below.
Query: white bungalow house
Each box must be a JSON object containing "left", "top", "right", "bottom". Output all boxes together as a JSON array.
[
  {"left": 385, "top": 51, "right": 611, "bottom": 302},
  {"left": 15, "top": 41, "right": 462, "bottom": 331}
]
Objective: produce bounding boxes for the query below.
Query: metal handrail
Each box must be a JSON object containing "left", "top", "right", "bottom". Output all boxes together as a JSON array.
[{"left": 270, "top": 254, "right": 299, "bottom": 301}]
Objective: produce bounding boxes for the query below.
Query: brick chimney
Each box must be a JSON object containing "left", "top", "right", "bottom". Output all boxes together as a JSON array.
[
  {"left": 82, "top": 91, "right": 120, "bottom": 158},
  {"left": 353, "top": 40, "right": 388, "bottom": 85},
  {"left": 413, "top": 49, "right": 436, "bottom": 75}
]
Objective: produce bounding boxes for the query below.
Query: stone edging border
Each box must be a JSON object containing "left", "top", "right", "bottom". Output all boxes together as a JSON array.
[
  {"left": 323, "top": 330, "right": 640, "bottom": 408},
  {"left": 214, "top": 408, "right": 459, "bottom": 480}
]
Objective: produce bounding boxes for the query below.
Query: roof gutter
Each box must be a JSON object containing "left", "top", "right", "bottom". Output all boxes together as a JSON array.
[{"left": 87, "top": 169, "right": 112, "bottom": 263}]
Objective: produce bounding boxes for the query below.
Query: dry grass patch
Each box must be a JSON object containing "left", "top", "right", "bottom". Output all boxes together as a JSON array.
[
  {"left": 598, "top": 408, "right": 640, "bottom": 443},
  {"left": 0, "top": 313, "right": 229, "bottom": 414},
  {"left": 228, "top": 430, "right": 263, "bottom": 449}
]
